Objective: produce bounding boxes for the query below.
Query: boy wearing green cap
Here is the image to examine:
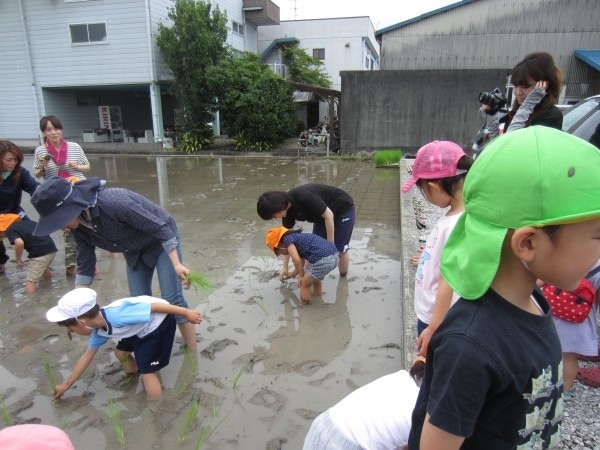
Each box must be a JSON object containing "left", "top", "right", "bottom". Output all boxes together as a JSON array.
[{"left": 408, "top": 126, "right": 600, "bottom": 449}]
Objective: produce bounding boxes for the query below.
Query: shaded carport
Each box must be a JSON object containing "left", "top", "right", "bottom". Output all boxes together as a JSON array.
[{"left": 288, "top": 81, "right": 341, "bottom": 151}]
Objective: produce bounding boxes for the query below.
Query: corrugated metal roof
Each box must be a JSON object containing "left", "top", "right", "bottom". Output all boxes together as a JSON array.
[
  {"left": 375, "top": 0, "right": 475, "bottom": 38},
  {"left": 575, "top": 49, "right": 600, "bottom": 72}
]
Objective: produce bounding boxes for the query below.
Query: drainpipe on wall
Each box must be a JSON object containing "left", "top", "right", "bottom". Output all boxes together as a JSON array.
[
  {"left": 18, "top": 0, "right": 43, "bottom": 143},
  {"left": 144, "top": 0, "right": 164, "bottom": 143}
]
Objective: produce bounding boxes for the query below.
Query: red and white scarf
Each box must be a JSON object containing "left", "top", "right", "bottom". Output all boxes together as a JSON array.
[{"left": 45, "top": 140, "right": 70, "bottom": 179}]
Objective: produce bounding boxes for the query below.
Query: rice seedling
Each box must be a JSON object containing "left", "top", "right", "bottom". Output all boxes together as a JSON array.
[
  {"left": 211, "top": 382, "right": 220, "bottom": 417},
  {"left": 258, "top": 255, "right": 277, "bottom": 273},
  {"left": 108, "top": 397, "right": 125, "bottom": 446},
  {"left": 253, "top": 295, "right": 268, "bottom": 317},
  {"left": 59, "top": 407, "right": 73, "bottom": 430},
  {"left": 182, "top": 344, "right": 198, "bottom": 377},
  {"left": 247, "top": 273, "right": 268, "bottom": 316},
  {"left": 42, "top": 358, "right": 57, "bottom": 394},
  {"left": 373, "top": 149, "right": 402, "bottom": 167},
  {"left": 0, "top": 397, "right": 11, "bottom": 426},
  {"left": 177, "top": 400, "right": 199, "bottom": 442},
  {"left": 186, "top": 272, "right": 214, "bottom": 295},
  {"left": 232, "top": 366, "right": 245, "bottom": 391},
  {"left": 194, "top": 415, "right": 228, "bottom": 450}
]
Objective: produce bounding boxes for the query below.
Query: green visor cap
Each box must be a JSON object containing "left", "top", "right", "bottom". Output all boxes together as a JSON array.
[{"left": 441, "top": 126, "right": 600, "bottom": 300}]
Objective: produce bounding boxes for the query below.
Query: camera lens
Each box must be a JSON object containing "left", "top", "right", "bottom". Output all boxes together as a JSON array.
[{"left": 478, "top": 92, "right": 492, "bottom": 105}]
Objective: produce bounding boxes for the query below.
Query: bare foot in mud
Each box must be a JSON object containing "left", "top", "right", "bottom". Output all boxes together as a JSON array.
[{"left": 301, "top": 298, "right": 311, "bottom": 305}]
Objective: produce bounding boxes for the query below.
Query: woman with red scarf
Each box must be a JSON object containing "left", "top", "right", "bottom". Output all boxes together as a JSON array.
[{"left": 34, "top": 115, "right": 90, "bottom": 276}]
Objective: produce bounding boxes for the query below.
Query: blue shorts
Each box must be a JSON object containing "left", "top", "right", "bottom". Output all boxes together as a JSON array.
[
  {"left": 312, "top": 206, "right": 355, "bottom": 253},
  {"left": 116, "top": 315, "right": 176, "bottom": 374}
]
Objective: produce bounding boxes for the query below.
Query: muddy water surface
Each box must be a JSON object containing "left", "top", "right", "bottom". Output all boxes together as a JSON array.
[{"left": 1, "top": 156, "right": 402, "bottom": 449}]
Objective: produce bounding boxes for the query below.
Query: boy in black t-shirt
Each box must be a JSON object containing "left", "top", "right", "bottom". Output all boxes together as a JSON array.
[
  {"left": 408, "top": 127, "right": 600, "bottom": 449},
  {"left": 1, "top": 214, "right": 57, "bottom": 294}
]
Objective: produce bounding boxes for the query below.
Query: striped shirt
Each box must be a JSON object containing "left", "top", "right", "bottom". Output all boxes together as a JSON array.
[{"left": 33, "top": 141, "right": 90, "bottom": 180}]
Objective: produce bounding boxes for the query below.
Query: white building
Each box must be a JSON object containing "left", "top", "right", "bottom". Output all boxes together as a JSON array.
[
  {"left": 259, "top": 17, "right": 380, "bottom": 91},
  {"left": 258, "top": 16, "right": 379, "bottom": 129},
  {"left": 0, "top": 0, "right": 279, "bottom": 144}
]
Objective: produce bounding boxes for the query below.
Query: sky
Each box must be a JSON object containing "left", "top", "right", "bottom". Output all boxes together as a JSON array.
[{"left": 277, "top": 0, "right": 461, "bottom": 30}]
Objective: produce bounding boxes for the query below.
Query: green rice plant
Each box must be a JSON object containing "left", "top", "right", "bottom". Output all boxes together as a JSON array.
[
  {"left": 182, "top": 344, "right": 198, "bottom": 377},
  {"left": 232, "top": 367, "right": 245, "bottom": 391},
  {"left": 0, "top": 397, "right": 11, "bottom": 426},
  {"left": 194, "top": 415, "right": 228, "bottom": 450},
  {"left": 374, "top": 149, "right": 402, "bottom": 167},
  {"left": 186, "top": 272, "right": 214, "bottom": 295},
  {"left": 253, "top": 295, "right": 268, "bottom": 317},
  {"left": 59, "top": 407, "right": 73, "bottom": 430},
  {"left": 247, "top": 273, "right": 268, "bottom": 317},
  {"left": 258, "top": 255, "right": 277, "bottom": 273},
  {"left": 211, "top": 382, "right": 220, "bottom": 417},
  {"left": 177, "top": 400, "right": 200, "bottom": 442},
  {"left": 42, "top": 359, "right": 57, "bottom": 394},
  {"left": 108, "top": 397, "right": 125, "bottom": 446}
]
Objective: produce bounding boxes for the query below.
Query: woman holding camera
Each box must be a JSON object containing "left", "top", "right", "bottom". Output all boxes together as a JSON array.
[
  {"left": 483, "top": 52, "right": 563, "bottom": 138},
  {"left": 34, "top": 115, "right": 91, "bottom": 276}
]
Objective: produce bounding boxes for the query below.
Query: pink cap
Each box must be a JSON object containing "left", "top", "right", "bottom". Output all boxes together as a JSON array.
[
  {"left": 401, "top": 141, "right": 467, "bottom": 193},
  {"left": 0, "top": 424, "right": 75, "bottom": 449}
]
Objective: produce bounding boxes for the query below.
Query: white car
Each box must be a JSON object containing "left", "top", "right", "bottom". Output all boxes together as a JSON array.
[{"left": 561, "top": 95, "right": 600, "bottom": 148}]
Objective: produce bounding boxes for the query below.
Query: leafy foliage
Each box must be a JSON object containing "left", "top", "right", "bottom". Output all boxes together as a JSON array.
[
  {"left": 209, "top": 53, "right": 297, "bottom": 149},
  {"left": 281, "top": 46, "right": 332, "bottom": 88},
  {"left": 156, "top": 0, "right": 229, "bottom": 145}
]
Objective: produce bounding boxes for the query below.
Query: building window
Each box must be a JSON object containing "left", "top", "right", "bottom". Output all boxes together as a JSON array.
[
  {"left": 313, "top": 48, "right": 325, "bottom": 60},
  {"left": 232, "top": 21, "right": 244, "bottom": 36},
  {"left": 69, "top": 23, "right": 107, "bottom": 44}
]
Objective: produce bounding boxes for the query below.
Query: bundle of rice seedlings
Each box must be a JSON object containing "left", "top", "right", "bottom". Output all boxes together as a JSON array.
[{"left": 186, "top": 272, "right": 214, "bottom": 294}]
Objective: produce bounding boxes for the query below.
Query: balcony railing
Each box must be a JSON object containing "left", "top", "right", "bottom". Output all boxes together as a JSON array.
[{"left": 267, "top": 63, "right": 288, "bottom": 79}]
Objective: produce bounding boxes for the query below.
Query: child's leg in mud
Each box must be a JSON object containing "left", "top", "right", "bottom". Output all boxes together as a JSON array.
[
  {"left": 313, "top": 280, "right": 323, "bottom": 296},
  {"left": 141, "top": 372, "right": 163, "bottom": 398},
  {"left": 115, "top": 349, "right": 138, "bottom": 375},
  {"left": 300, "top": 275, "right": 317, "bottom": 304}
]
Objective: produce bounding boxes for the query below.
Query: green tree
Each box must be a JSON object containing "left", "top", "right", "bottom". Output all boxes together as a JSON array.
[
  {"left": 281, "top": 45, "right": 332, "bottom": 88},
  {"left": 156, "top": 0, "right": 229, "bottom": 147},
  {"left": 208, "top": 53, "right": 298, "bottom": 149}
]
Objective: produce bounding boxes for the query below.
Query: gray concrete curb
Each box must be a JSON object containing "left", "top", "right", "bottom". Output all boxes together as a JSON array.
[{"left": 400, "top": 159, "right": 420, "bottom": 369}]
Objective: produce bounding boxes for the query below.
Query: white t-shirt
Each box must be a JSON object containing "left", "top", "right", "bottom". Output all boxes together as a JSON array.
[
  {"left": 329, "top": 370, "right": 419, "bottom": 449},
  {"left": 414, "top": 213, "right": 462, "bottom": 324}
]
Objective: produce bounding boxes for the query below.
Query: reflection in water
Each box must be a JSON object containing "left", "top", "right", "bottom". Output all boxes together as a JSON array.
[
  {"left": 156, "top": 157, "right": 170, "bottom": 208},
  {"left": 265, "top": 277, "right": 351, "bottom": 370}
]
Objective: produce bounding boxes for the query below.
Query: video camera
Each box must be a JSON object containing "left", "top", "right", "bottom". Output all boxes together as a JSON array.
[{"left": 478, "top": 88, "right": 507, "bottom": 115}]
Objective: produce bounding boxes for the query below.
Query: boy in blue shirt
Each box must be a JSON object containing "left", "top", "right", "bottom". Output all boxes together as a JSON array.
[{"left": 46, "top": 288, "right": 202, "bottom": 398}]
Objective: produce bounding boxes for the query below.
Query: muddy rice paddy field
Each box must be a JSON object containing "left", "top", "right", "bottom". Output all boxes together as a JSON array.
[{"left": 0, "top": 155, "right": 403, "bottom": 449}]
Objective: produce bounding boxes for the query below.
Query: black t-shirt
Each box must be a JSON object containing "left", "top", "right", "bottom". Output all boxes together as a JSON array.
[
  {"left": 282, "top": 184, "right": 354, "bottom": 228},
  {"left": 408, "top": 288, "right": 562, "bottom": 449},
  {"left": 6, "top": 219, "right": 58, "bottom": 259}
]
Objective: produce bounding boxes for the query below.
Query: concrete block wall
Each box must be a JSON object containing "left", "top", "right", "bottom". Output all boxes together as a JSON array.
[{"left": 341, "top": 69, "right": 509, "bottom": 154}]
